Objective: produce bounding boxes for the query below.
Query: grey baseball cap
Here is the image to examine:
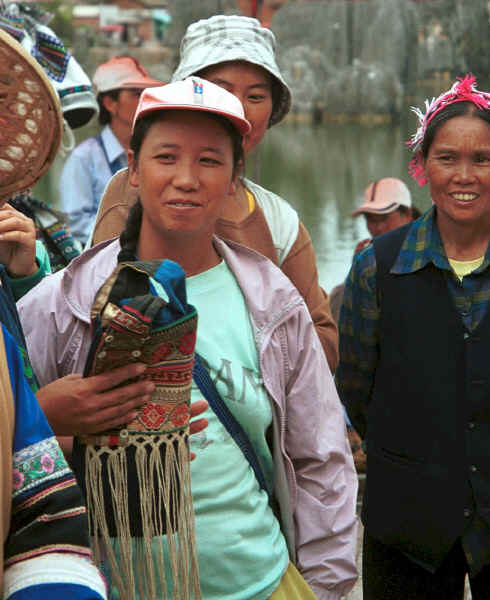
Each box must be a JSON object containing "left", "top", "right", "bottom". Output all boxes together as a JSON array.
[{"left": 171, "top": 15, "right": 291, "bottom": 126}]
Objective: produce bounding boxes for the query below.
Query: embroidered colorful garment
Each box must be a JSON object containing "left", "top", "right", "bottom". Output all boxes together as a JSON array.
[
  {"left": 73, "top": 259, "right": 200, "bottom": 600},
  {"left": 0, "top": 322, "right": 106, "bottom": 599},
  {"left": 31, "top": 26, "right": 70, "bottom": 83},
  {"left": 10, "top": 192, "right": 81, "bottom": 273},
  {"left": 0, "top": 4, "right": 98, "bottom": 131}
]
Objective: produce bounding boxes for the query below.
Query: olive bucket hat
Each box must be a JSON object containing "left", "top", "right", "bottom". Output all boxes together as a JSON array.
[
  {"left": 0, "top": 28, "right": 62, "bottom": 200},
  {"left": 171, "top": 15, "right": 291, "bottom": 126}
]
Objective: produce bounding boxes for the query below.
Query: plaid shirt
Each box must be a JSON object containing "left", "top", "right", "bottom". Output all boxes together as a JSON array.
[{"left": 336, "top": 206, "right": 490, "bottom": 574}]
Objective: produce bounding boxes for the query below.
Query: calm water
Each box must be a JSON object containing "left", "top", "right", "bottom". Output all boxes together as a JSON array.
[{"left": 34, "top": 120, "right": 432, "bottom": 294}]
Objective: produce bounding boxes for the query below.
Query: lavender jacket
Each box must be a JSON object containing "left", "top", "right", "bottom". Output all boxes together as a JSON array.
[{"left": 18, "top": 237, "right": 358, "bottom": 600}]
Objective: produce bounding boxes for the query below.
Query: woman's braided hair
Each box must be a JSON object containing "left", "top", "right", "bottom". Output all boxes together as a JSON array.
[
  {"left": 117, "top": 110, "right": 244, "bottom": 264},
  {"left": 118, "top": 199, "right": 143, "bottom": 263}
]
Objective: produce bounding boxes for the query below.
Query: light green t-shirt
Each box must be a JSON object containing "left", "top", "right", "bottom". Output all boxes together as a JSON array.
[{"left": 186, "top": 260, "right": 289, "bottom": 599}]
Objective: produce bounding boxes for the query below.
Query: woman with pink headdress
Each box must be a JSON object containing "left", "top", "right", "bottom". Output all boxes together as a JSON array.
[{"left": 337, "top": 74, "right": 490, "bottom": 599}]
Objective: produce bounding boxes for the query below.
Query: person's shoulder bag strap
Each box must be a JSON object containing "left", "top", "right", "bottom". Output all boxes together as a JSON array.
[
  {"left": 193, "top": 353, "right": 272, "bottom": 502},
  {"left": 95, "top": 134, "right": 125, "bottom": 176}
]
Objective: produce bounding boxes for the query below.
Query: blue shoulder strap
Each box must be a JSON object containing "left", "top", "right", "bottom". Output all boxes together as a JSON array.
[
  {"left": 192, "top": 353, "right": 272, "bottom": 502},
  {"left": 95, "top": 134, "right": 126, "bottom": 176}
]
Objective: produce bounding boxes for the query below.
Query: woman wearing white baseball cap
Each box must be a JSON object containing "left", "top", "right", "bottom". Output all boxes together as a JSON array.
[
  {"left": 19, "top": 77, "right": 358, "bottom": 600},
  {"left": 91, "top": 15, "right": 339, "bottom": 374}
]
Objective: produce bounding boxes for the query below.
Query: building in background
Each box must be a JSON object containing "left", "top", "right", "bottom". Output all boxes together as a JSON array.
[{"left": 72, "top": 0, "right": 171, "bottom": 46}]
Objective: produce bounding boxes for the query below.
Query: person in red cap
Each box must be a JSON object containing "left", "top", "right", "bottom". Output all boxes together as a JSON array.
[
  {"left": 60, "top": 56, "right": 162, "bottom": 246},
  {"left": 331, "top": 177, "right": 421, "bottom": 322},
  {"left": 351, "top": 177, "right": 420, "bottom": 244}
]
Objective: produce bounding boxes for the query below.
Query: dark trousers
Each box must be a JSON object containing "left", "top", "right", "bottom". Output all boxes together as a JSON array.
[{"left": 363, "top": 530, "right": 490, "bottom": 599}]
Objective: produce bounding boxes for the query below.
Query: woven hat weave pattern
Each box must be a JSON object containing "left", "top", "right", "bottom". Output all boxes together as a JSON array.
[
  {"left": 171, "top": 15, "right": 291, "bottom": 126},
  {"left": 0, "top": 28, "right": 62, "bottom": 199}
]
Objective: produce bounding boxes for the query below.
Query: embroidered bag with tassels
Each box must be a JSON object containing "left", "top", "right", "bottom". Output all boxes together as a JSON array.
[{"left": 71, "top": 259, "right": 201, "bottom": 600}]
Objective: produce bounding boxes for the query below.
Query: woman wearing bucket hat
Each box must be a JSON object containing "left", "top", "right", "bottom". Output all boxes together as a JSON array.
[
  {"left": 90, "top": 15, "right": 339, "bottom": 373},
  {"left": 337, "top": 74, "right": 490, "bottom": 598},
  {"left": 0, "top": 28, "right": 107, "bottom": 599},
  {"left": 19, "top": 77, "right": 358, "bottom": 599},
  {"left": 60, "top": 56, "right": 163, "bottom": 247}
]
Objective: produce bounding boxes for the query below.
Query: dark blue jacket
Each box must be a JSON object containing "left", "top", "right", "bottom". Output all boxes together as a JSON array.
[{"left": 362, "top": 226, "right": 490, "bottom": 570}]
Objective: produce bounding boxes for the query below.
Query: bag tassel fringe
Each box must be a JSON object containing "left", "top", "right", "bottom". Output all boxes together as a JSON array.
[{"left": 85, "top": 432, "right": 201, "bottom": 600}]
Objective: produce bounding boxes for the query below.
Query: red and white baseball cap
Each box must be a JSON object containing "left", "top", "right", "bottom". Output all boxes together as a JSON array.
[
  {"left": 133, "top": 77, "right": 252, "bottom": 136},
  {"left": 93, "top": 56, "right": 162, "bottom": 94},
  {"left": 352, "top": 177, "right": 412, "bottom": 216}
]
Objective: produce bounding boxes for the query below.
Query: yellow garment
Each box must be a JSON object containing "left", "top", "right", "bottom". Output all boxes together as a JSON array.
[
  {"left": 269, "top": 561, "right": 317, "bottom": 599},
  {"left": 448, "top": 256, "right": 484, "bottom": 281},
  {"left": 244, "top": 187, "right": 255, "bottom": 214}
]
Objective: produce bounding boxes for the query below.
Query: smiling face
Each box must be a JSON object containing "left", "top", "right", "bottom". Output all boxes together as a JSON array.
[
  {"left": 128, "top": 110, "right": 235, "bottom": 252},
  {"left": 199, "top": 61, "right": 273, "bottom": 155},
  {"left": 423, "top": 114, "right": 490, "bottom": 229}
]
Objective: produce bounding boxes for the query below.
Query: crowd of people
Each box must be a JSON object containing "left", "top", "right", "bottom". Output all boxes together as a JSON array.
[{"left": 0, "top": 5, "right": 489, "bottom": 600}]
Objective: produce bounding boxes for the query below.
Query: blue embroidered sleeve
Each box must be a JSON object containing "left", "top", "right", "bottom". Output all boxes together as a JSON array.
[{"left": 1, "top": 325, "right": 106, "bottom": 599}]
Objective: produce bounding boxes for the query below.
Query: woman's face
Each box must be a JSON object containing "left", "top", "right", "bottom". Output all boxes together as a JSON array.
[
  {"left": 128, "top": 111, "right": 235, "bottom": 241},
  {"left": 424, "top": 114, "right": 490, "bottom": 228},
  {"left": 199, "top": 61, "right": 273, "bottom": 155}
]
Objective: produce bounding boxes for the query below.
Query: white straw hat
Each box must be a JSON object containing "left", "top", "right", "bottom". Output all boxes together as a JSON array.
[{"left": 17, "top": 22, "right": 98, "bottom": 129}]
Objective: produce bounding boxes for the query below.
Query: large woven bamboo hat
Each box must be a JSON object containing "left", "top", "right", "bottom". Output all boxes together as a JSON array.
[{"left": 0, "top": 28, "right": 62, "bottom": 200}]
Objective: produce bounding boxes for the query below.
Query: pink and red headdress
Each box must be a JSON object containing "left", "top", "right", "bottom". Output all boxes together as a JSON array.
[{"left": 406, "top": 74, "right": 490, "bottom": 186}]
